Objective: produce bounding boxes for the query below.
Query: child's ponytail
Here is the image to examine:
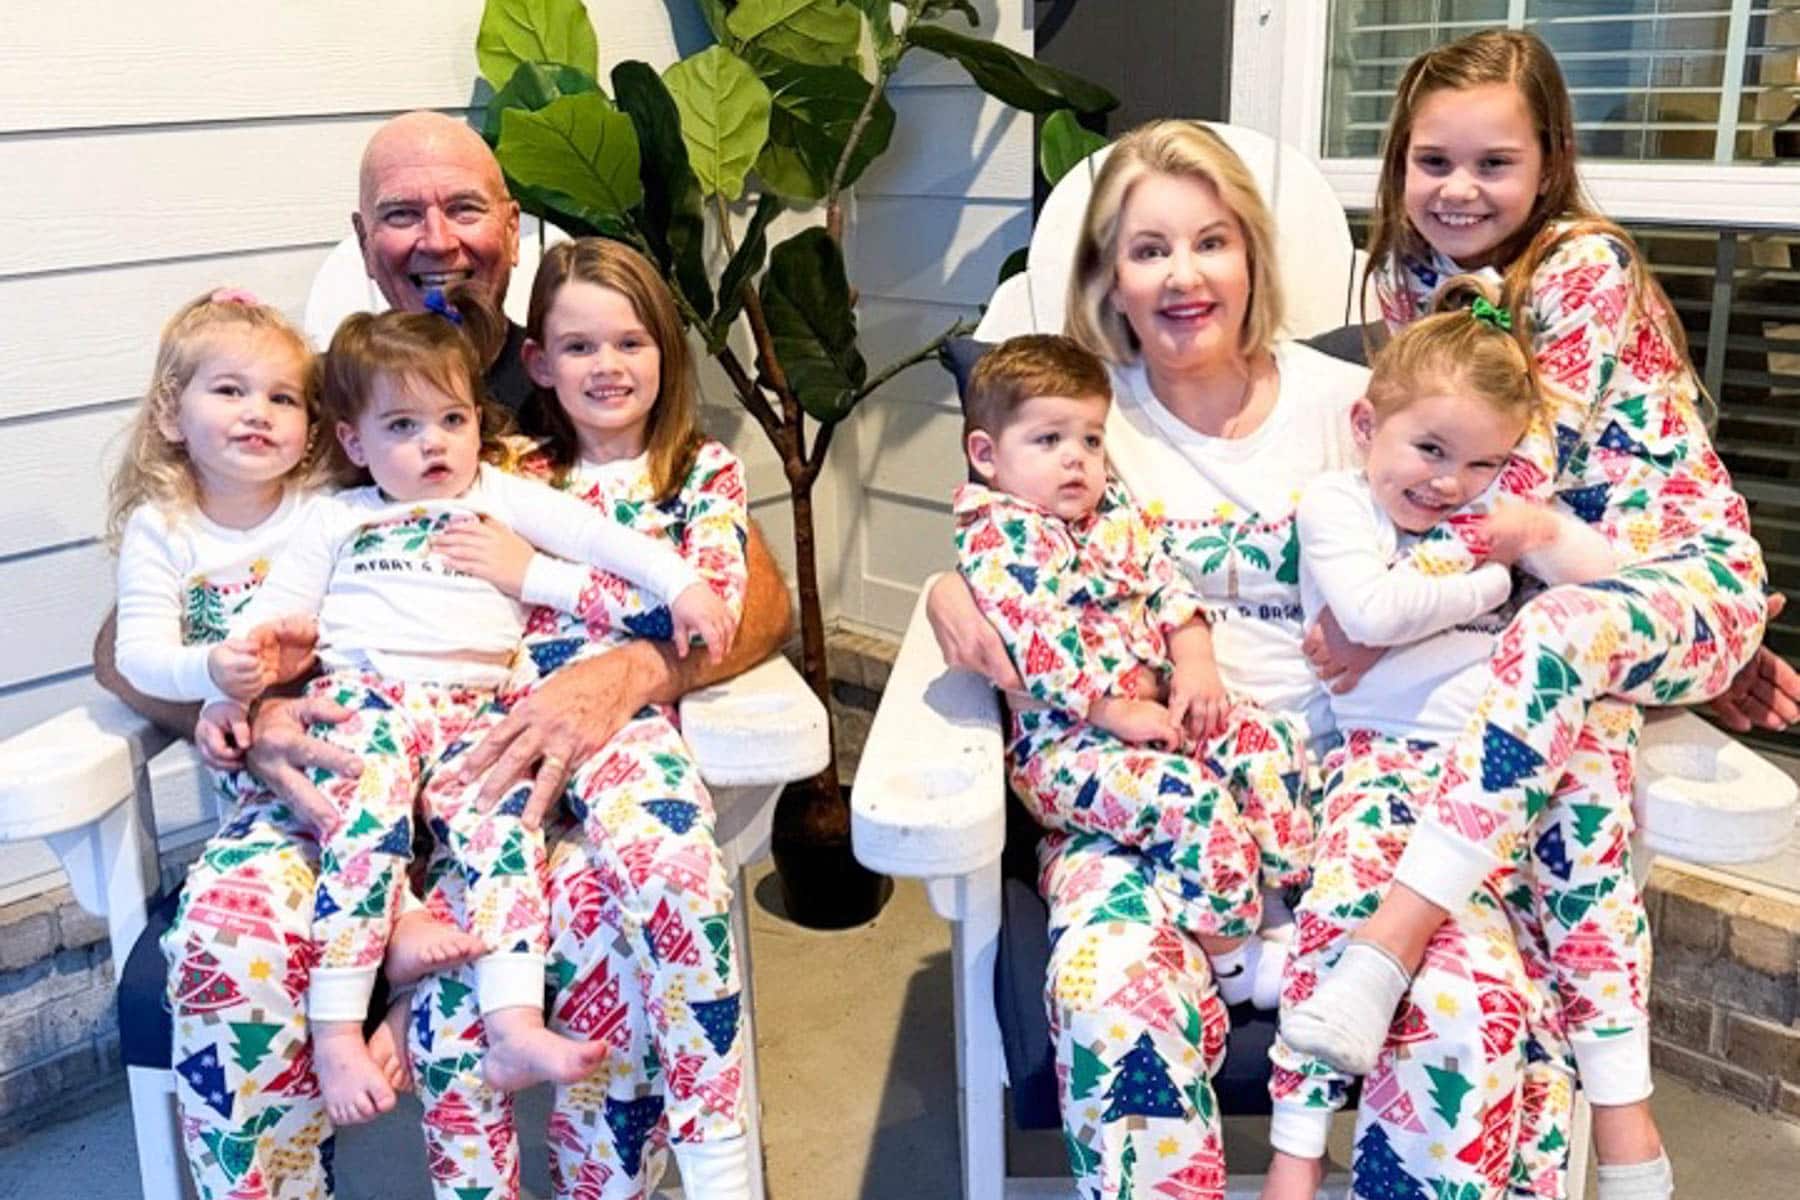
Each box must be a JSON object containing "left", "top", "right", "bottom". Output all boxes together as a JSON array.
[{"left": 1368, "top": 273, "right": 1538, "bottom": 426}]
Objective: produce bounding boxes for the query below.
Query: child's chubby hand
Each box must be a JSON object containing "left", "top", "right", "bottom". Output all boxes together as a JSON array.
[
  {"left": 1088, "top": 697, "right": 1183, "bottom": 751},
  {"left": 1168, "top": 659, "right": 1233, "bottom": 743},
  {"left": 1477, "top": 499, "right": 1561, "bottom": 567},
  {"left": 433, "top": 513, "right": 535, "bottom": 598},
  {"left": 670, "top": 583, "right": 738, "bottom": 665},
  {"left": 207, "top": 616, "right": 317, "bottom": 702},
  {"left": 196, "top": 700, "right": 253, "bottom": 771}
]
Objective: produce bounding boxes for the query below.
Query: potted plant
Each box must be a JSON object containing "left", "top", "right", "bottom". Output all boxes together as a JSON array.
[{"left": 473, "top": 0, "right": 1115, "bottom": 926}]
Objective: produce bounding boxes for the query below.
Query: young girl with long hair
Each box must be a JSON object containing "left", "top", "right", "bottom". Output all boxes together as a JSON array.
[
  {"left": 405, "top": 239, "right": 760, "bottom": 1200},
  {"left": 1285, "top": 31, "right": 1768, "bottom": 1200}
]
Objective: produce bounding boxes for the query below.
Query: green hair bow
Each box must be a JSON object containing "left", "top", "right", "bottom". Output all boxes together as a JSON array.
[{"left": 1470, "top": 295, "right": 1513, "bottom": 333}]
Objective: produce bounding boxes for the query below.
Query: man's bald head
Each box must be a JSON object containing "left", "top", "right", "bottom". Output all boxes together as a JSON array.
[{"left": 352, "top": 111, "right": 521, "bottom": 315}]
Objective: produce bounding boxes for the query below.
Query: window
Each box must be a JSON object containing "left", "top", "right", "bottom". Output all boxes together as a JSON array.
[
  {"left": 1325, "top": 1, "right": 1800, "bottom": 165},
  {"left": 1237, "top": 1, "right": 1800, "bottom": 222}
]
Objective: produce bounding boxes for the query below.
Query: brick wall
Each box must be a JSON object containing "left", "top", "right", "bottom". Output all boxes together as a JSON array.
[
  {"left": 1647, "top": 865, "right": 1800, "bottom": 1120},
  {"left": 0, "top": 853, "right": 198, "bottom": 1137}
]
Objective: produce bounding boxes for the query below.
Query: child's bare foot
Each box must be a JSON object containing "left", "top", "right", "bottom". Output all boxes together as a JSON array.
[
  {"left": 1258, "top": 1150, "right": 1325, "bottom": 1200},
  {"left": 385, "top": 909, "right": 486, "bottom": 987},
  {"left": 367, "top": 995, "right": 415, "bottom": 1095},
  {"left": 314, "top": 1021, "right": 397, "bottom": 1126},
  {"left": 481, "top": 1009, "right": 609, "bottom": 1093}
]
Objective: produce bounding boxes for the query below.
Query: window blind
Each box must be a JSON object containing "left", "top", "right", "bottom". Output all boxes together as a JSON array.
[{"left": 1326, "top": 1, "right": 1800, "bottom": 166}]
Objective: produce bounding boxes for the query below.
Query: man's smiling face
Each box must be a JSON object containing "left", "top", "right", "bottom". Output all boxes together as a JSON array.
[{"left": 352, "top": 112, "right": 520, "bottom": 315}]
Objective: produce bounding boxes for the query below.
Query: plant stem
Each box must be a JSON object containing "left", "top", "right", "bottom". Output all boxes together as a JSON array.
[
  {"left": 851, "top": 317, "right": 977, "bottom": 407},
  {"left": 825, "top": 0, "right": 927, "bottom": 241},
  {"left": 715, "top": 345, "right": 785, "bottom": 447}
]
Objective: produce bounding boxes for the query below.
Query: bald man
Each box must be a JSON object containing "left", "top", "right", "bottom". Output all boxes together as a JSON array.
[{"left": 351, "top": 111, "right": 533, "bottom": 408}]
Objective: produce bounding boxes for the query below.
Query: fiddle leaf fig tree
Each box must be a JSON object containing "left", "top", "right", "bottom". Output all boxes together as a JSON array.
[{"left": 475, "top": 0, "right": 1116, "bottom": 842}]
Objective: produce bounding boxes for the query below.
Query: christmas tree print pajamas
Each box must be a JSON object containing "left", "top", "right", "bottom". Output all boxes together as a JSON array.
[
  {"left": 216, "top": 465, "right": 703, "bottom": 1029},
  {"left": 954, "top": 479, "right": 1313, "bottom": 941},
  {"left": 1264, "top": 468, "right": 1621, "bottom": 1187},
  {"left": 1035, "top": 346, "right": 1583, "bottom": 1199},
  {"left": 402, "top": 442, "right": 752, "bottom": 1200},
  {"left": 1374, "top": 230, "right": 1767, "bottom": 1103}
]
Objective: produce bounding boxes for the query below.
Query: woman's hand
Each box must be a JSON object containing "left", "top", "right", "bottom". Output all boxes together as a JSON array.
[
  {"left": 1303, "top": 607, "right": 1386, "bottom": 694},
  {"left": 1709, "top": 593, "right": 1800, "bottom": 732},
  {"left": 458, "top": 641, "right": 664, "bottom": 830},
  {"left": 244, "top": 694, "right": 361, "bottom": 837},
  {"left": 434, "top": 514, "right": 536, "bottom": 599},
  {"left": 926, "top": 573, "right": 1024, "bottom": 693},
  {"left": 670, "top": 583, "right": 738, "bottom": 665}
]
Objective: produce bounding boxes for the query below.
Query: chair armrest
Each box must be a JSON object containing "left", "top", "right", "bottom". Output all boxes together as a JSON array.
[
  {"left": 1636, "top": 708, "right": 1797, "bottom": 864},
  {"left": 680, "top": 654, "right": 830, "bottom": 789},
  {"left": 0, "top": 697, "right": 173, "bottom": 843},
  {"left": 852, "top": 574, "right": 1008, "bottom": 880}
]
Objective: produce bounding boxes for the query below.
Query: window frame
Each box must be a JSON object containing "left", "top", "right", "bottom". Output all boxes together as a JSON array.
[{"left": 1231, "top": 1, "right": 1800, "bottom": 230}]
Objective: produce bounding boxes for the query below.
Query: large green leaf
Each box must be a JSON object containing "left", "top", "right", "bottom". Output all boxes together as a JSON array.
[
  {"left": 906, "top": 24, "right": 1118, "bottom": 114},
  {"left": 496, "top": 95, "right": 644, "bottom": 229},
  {"left": 760, "top": 227, "right": 867, "bottom": 423},
  {"left": 709, "top": 193, "right": 783, "bottom": 351},
  {"left": 729, "top": 0, "right": 862, "bottom": 68},
  {"left": 1039, "top": 108, "right": 1108, "bottom": 186},
  {"left": 481, "top": 61, "right": 601, "bottom": 145},
  {"left": 612, "top": 62, "right": 714, "bottom": 321},
  {"left": 751, "top": 51, "right": 895, "bottom": 202},
  {"left": 663, "top": 46, "right": 773, "bottom": 200},
  {"left": 476, "top": 0, "right": 599, "bottom": 89}
]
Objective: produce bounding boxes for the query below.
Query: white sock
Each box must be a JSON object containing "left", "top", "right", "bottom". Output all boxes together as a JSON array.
[
  {"left": 1211, "top": 941, "right": 1256, "bottom": 1006},
  {"left": 1261, "top": 887, "right": 1297, "bottom": 938},
  {"left": 1281, "top": 941, "right": 1411, "bottom": 1075},
  {"left": 1596, "top": 1151, "right": 1673, "bottom": 1200},
  {"left": 1250, "top": 935, "right": 1288, "bottom": 1011},
  {"left": 673, "top": 1134, "right": 754, "bottom": 1200}
]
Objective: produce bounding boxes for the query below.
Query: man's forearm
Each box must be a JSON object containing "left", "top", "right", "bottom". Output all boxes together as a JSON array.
[{"left": 92, "top": 608, "right": 201, "bottom": 739}]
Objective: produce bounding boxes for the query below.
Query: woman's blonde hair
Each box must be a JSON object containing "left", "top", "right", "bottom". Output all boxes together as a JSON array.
[
  {"left": 317, "top": 283, "right": 514, "bottom": 487},
  {"left": 522, "top": 238, "right": 702, "bottom": 504},
  {"left": 1367, "top": 275, "right": 1538, "bottom": 427},
  {"left": 106, "top": 292, "right": 317, "bottom": 546},
  {"left": 1066, "top": 120, "right": 1284, "bottom": 365}
]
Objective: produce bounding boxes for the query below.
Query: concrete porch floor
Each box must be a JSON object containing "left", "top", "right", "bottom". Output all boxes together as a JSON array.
[{"left": 3, "top": 863, "right": 1798, "bottom": 1199}]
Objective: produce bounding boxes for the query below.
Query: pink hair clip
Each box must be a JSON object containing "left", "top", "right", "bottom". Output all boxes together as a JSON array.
[{"left": 209, "top": 287, "right": 261, "bottom": 306}]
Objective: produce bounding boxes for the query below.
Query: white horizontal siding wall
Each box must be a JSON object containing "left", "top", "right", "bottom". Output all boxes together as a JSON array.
[
  {"left": 0, "top": 0, "right": 806, "bottom": 902},
  {"left": 837, "top": 0, "right": 1035, "bottom": 633}
]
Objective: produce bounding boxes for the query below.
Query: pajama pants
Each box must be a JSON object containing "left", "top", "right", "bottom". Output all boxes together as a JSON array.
[
  {"left": 1402, "top": 551, "right": 1763, "bottom": 908},
  {"left": 1010, "top": 703, "right": 1314, "bottom": 943},
  {"left": 1271, "top": 727, "right": 1628, "bottom": 1196},
  {"left": 408, "top": 707, "right": 746, "bottom": 1200},
  {"left": 1395, "top": 552, "right": 1762, "bottom": 1103},
  {"left": 296, "top": 671, "right": 548, "bottom": 1024}
]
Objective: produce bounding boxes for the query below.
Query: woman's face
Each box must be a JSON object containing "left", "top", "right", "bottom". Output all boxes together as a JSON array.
[{"left": 1108, "top": 171, "right": 1253, "bottom": 377}]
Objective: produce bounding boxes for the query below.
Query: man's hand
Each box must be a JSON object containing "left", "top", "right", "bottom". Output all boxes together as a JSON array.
[
  {"left": 1710, "top": 592, "right": 1800, "bottom": 732},
  {"left": 245, "top": 694, "right": 360, "bottom": 837},
  {"left": 1303, "top": 607, "right": 1386, "bottom": 695},
  {"left": 1088, "top": 697, "right": 1182, "bottom": 751},
  {"left": 433, "top": 515, "right": 535, "bottom": 599},
  {"left": 926, "top": 573, "right": 1025, "bottom": 693},
  {"left": 460, "top": 641, "right": 665, "bottom": 830}
]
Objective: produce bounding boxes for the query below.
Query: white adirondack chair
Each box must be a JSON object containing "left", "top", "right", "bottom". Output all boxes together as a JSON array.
[
  {"left": 0, "top": 229, "right": 829, "bottom": 1200},
  {"left": 849, "top": 121, "right": 1797, "bottom": 1199}
]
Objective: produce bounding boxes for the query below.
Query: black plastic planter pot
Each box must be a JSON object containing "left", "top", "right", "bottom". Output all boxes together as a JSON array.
[{"left": 768, "top": 782, "right": 892, "bottom": 929}]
